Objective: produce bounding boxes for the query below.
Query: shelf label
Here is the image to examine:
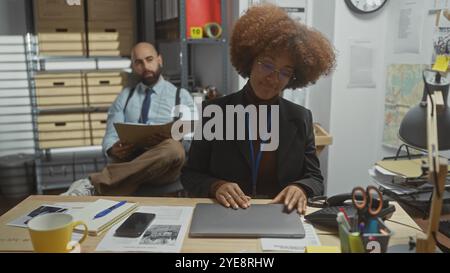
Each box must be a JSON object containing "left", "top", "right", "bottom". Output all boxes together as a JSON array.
[{"left": 190, "top": 27, "right": 203, "bottom": 39}]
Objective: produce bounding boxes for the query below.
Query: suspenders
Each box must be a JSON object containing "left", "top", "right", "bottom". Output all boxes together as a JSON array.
[{"left": 123, "top": 86, "right": 181, "bottom": 122}]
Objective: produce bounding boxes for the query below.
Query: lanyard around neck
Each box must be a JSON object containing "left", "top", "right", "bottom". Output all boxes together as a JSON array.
[{"left": 246, "top": 110, "right": 272, "bottom": 196}]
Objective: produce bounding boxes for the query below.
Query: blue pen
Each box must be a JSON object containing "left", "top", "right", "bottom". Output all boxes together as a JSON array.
[{"left": 93, "top": 201, "right": 127, "bottom": 220}]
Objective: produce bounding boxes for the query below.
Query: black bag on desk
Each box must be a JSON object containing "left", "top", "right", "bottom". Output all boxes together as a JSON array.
[{"left": 304, "top": 193, "right": 396, "bottom": 229}]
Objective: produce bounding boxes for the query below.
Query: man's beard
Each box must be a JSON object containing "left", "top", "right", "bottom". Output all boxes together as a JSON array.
[{"left": 141, "top": 65, "right": 162, "bottom": 87}]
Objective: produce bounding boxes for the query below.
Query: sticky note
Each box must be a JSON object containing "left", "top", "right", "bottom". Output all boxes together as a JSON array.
[
  {"left": 190, "top": 27, "right": 203, "bottom": 39},
  {"left": 305, "top": 246, "right": 341, "bottom": 253},
  {"left": 432, "top": 55, "right": 449, "bottom": 72}
]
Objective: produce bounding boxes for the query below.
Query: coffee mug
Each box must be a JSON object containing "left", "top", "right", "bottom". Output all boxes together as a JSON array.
[{"left": 27, "top": 213, "right": 88, "bottom": 253}]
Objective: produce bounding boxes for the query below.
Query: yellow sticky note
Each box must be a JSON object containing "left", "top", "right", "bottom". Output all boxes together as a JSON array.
[
  {"left": 432, "top": 55, "right": 449, "bottom": 72},
  {"left": 190, "top": 27, "right": 203, "bottom": 39},
  {"left": 305, "top": 246, "right": 341, "bottom": 253}
]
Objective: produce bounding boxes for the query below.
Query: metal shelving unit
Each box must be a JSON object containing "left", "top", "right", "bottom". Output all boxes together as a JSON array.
[{"left": 156, "top": 0, "right": 229, "bottom": 94}]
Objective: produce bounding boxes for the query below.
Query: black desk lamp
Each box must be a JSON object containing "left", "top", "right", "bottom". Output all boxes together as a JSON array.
[
  {"left": 390, "top": 69, "right": 449, "bottom": 253},
  {"left": 398, "top": 69, "right": 450, "bottom": 150}
]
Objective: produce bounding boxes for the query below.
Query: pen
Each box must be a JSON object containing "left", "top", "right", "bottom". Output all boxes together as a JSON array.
[
  {"left": 337, "top": 212, "right": 351, "bottom": 231},
  {"left": 93, "top": 201, "right": 127, "bottom": 220},
  {"left": 338, "top": 207, "right": 350, "bottom": 223}
]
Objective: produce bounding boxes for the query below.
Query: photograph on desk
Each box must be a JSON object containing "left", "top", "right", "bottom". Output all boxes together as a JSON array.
[{"left": 2, "top": 0, "right": 450, "bottom": 259}]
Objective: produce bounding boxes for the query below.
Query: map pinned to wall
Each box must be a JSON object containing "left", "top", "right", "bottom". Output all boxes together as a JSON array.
[{"left": 383, "top": 64, "right": 427, "bottom": 148}]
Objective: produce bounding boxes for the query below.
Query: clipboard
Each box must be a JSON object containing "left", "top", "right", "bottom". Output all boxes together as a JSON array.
[
  {"left": 114, "top": 120, "right": 195, "bottom": 147},
  {"left": 114, "top": 122, "right": 174, "bottom": 147}
]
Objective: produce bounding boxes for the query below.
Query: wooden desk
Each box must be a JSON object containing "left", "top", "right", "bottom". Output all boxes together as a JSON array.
[
  {"left": 398, "top": 203, "right": 450, "bottom": 250},
  {"left": 0, "top": 195, "right": 423, "bottom": 253}
]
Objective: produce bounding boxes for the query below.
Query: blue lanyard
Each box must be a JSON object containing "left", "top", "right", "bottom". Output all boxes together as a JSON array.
[{"left": 246, "top": 110, "right": 271, "bottom": 195}]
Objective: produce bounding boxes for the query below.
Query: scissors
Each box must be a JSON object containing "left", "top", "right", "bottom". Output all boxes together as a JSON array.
[{"left": 351, "top": 186, "right": 383, "bottom": 232}]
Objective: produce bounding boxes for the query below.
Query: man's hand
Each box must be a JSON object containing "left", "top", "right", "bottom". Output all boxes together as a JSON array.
[
  {"left": 145, "top": 132, "right": 170, "bottom": 147},
  {"left": 107, "top": 141, "right": 135, "bottom": 161},
  {"left": 213, "top": 181, "right": 251, "bottom": 210},
  {"left": 269, "top": 185, "right": 308, "bottom": 214}
]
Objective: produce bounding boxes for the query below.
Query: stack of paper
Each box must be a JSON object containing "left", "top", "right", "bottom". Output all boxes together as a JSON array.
[
  {"left": 96, "top": 58, "right": 131, "bottom": 69},
  {"left": 39, "top": 58, "right": 97, "bottom": 71},
  {"left": 70, "top": 199, "right": 138, "bottom": 236}
]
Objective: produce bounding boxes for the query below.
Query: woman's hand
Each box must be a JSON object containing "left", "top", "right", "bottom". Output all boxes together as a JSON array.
[
  {"left": 214, "top": 182, "right": 251, "bottom": 209},
  {"left": 269, "top": 185, "right": 308, "bottom": 214}
]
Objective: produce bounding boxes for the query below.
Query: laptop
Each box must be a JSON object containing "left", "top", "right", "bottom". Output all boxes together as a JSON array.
[{"left": 189, "top": 203, "right": 305, "bottom": 238}]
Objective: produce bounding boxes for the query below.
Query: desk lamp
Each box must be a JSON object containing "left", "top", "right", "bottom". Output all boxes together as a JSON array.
[
  {"left": 398, "top": 69, "right": 450, "bottom": 150},
  {"left": 390, "top": 69, "right": 449, "bottom": 253}
]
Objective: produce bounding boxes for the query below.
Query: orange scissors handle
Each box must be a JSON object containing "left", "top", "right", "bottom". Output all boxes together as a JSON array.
[
  {"left": 351, "top": 186, "right": 383, "bottom": 217},
  {"left": 366, "top": 186, "right": 383, "bottom": 216},
  {"left": 351, "top": 186, "right": 367, "bottom": 210}
]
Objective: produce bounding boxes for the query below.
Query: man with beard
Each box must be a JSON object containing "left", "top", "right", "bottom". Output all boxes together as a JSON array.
[{"left": 62, "top": 42, "right": 197, "bottom": 196}]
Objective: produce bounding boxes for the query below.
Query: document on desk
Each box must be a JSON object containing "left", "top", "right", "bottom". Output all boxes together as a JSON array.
[
  {"left": 95, "top": 206, "right": 193, "bottom": 253},
  {"left": 7, "top": 204, "right": 69, "bottom": 228},
  {"left": 260, "top": 221, "right": 321, "bottom": 252}
]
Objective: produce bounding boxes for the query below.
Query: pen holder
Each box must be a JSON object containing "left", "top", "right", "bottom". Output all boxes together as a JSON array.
[
  {"left": 338, "top": 217, "right": 393, "bottom": 253},
  {"left": 360, "top": 218, "right": 393, "bottom": 253}
]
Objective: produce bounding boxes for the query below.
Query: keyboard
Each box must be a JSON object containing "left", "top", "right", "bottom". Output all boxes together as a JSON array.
[{"left": 439, "top": 220, "right": 450, "bottom": 238}]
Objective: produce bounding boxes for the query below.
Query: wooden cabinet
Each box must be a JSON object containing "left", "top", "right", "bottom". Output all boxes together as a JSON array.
[
  {"left": 34, "top": 72, "right": 128, "bottom": 148},
  {"left": 34, "top": 0, "right": 135, "bottom": 57},
  {"left": 34, "top": 0, "right": 85, "bottom": 21},
  {"left": 37, "top": 113, "right": 91, "bottom": 149},
  {"left": 87, "top": 0, "right": 135, "bottom": 21}
]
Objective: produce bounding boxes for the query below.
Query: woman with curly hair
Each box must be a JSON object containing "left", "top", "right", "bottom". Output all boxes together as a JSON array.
[{"left": 181, "top": 4, "right": 336, "bottom": 214}]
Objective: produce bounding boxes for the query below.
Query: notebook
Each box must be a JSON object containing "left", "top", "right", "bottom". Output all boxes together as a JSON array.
[
  {"left": 71, "top": 199, "right": 138, "bottom": 236},
  {"left": 189, "top": 203, "right": 305, "bottom": 238}
]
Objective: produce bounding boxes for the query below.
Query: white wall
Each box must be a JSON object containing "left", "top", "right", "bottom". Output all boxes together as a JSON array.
[
  {"left": 319, "top": 1, "right": 445, "bottom": 195},
  {"left": 308, "top": 0, "right": 336, "bottom": 194}
]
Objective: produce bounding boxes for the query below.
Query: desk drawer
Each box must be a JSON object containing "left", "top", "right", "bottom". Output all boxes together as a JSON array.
[
  {"left": 89, "top": 113, "right": 108, "bottom": 129},
  {"left": 92, "top": 137, "right": 103, "bottom": 145},
  {"left": 87, "top": 94, "right": 117, "bottom": 106},
  {"left": 38, "top": 32, "right": 84, "bottom": 42},
  {"left": 88, "top": 32, "right": 120, "bottom": 41},
  {"left": 89, "top": 112, "right": 107, "bottom": 141},
  {"left": 88, "top": 21, "right": 134, "bottom": 32},
  {"left": 34, "top": 0, "right": 85, "bottom": 21},
  {"left": 36, "top": 86, "right": 84, "bottom": 97},
  {"left": 88, "top": 41, "right": 120, "bottom": 51},
  {"left": 38, "top": 116, "right": 91, "bottom": 148},
  {"left": 36, "top": 95, "right": 85, "bottom": 107},
  {"left": 39, "top": 139, "right": 91, "bottom": 149},
  {"left": 38, "top": 114, "right": 90, "bottom": 137},
  {"left": 36, "top": 20, "right": 85, "bottom": 33},
  {"left": 88, "top": 50, "right": 121, "bottom": 56},
  {"left": 85, "top": 72, "right": 124, "bottom": 86},
  {"left": 39, "top": 41, "right": 85, "bottom": 51},
  {"left": 38, "top": 113, "right": 89, "bottom": 124},
  {"left": 88, "top": 0, "right": 135, "bottom": 21},
  {"left": 87, "top": 85, "right": 122, "bottom": 95},
  {"left": 39, "top": 50, "right": 86, "bottom": 57},
  {"left": 35, "top": 73, "right": 83, "bottom": 87},
  {"left": 39, "top": 130, "right": 90, "bottom": 141}
]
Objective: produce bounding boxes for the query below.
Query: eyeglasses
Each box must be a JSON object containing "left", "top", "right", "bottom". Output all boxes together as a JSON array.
[{"left": 256, "top": 60, "right": 295, "bottom": 82}]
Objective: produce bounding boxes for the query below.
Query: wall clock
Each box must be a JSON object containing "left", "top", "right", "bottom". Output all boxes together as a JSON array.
[{"left": 345, "top": 0, "right": 388, "bottom": 14}]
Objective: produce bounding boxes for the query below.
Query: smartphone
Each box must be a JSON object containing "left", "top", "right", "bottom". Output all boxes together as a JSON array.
[{"left": 114, "top": 212, "right": 155, "bottom": 238}]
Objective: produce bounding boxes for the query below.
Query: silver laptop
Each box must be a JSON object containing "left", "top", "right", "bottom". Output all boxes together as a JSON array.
[{"left": 189, "top": 203, "right": 305, "bottom": 238}]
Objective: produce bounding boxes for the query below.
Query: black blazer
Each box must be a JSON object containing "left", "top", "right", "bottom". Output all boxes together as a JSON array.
[{"left": 181, "top": 88, "right": 324, "bottom": 198}]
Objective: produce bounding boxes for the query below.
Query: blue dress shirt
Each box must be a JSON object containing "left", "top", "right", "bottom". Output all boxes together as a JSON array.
[{"left": 102, "top": 76, "right": 198, "bottom": 157}]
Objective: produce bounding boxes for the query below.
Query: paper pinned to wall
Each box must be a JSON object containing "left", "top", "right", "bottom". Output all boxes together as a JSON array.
[
  {"left": 394, "top": 0, "right": 424, "bottom": 54},
  {"left": 348, "top": 40, "right": 376, "bottom": 89}
]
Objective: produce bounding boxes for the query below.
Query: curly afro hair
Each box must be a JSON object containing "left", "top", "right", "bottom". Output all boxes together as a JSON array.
[{"left": 230, "top": 4, "right": 336, "bottom": 89}]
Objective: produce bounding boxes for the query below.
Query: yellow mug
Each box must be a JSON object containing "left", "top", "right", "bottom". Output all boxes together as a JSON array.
[{"left": 27, "top": 213, "right": 88, "bottom": 253}]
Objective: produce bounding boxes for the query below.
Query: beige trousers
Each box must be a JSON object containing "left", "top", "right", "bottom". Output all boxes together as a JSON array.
[{"left": 90, "top": 139, "right": 185, "bottom": 196}]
